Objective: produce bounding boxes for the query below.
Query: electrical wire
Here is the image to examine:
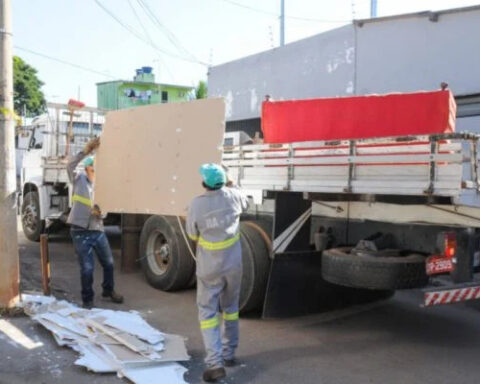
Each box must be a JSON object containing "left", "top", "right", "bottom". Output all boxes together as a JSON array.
[
  {"left": 219, "top": 0, "right": 349, "bottom": 23},
  {"left": 127, "top": 0, "right": 176, "bottom": 82},
  {"left": 127, "top": 0, "right": 154, "bottom": 44},
  {"left": 136, "top": 0, "right": 200, "bottom": 62},
  {"left": 14, "top": 46, "right": 117, "bottom": 78},
  {"left": 93, "top": 0, "right": 207, "bottom": 65}
]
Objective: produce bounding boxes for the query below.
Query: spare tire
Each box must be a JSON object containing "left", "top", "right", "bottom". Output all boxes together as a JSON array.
[
  {"left": 322, "top": 247, "right": 428, "bottom": 290},
  {"left": 139, "top": 215, "right": 195, "bottom": 291}
]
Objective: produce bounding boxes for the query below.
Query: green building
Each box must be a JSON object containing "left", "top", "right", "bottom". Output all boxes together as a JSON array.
[{"left": 97, "top": 66, "right": 194, "bottom": 110}]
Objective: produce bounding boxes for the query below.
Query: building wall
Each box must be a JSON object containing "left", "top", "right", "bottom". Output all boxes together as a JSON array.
[
  {"left": 209, "top": 25, "right": 355, "bottom": 122},
  {"left": 209, "top": 7, "right": 480, "bottom": 123},
  {"left": 97, "top": 82, "right": 193, "bottom": 110},
  {"left": 97, "top": 81, "right": 121, "bottom": 110},
  {"left": 355, "top": 8, "right": 480, "bottom": 96}
]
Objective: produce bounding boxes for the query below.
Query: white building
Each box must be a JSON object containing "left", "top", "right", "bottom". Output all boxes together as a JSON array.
[{"left": 208, "top": 5, "right": 480, "bottom": 137}]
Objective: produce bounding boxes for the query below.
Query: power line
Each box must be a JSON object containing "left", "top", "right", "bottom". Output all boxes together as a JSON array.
[
  {"left": 219, "top": 0, "right": 349, "bottom": 23},
  {"left": 136, "top": 0, "right": 199, "bottom": 62},
  {"left": 126, "top": 0, "right": 176, "bottom": 82},
  {"left": 127, "top": 0, "right": 154, "bottom": 44},
  {"left": 93, "top": 0, "right": 207, "bottom": 65},
  {"left": 14, "top": 46, "right": 118, "bottom": 79}
]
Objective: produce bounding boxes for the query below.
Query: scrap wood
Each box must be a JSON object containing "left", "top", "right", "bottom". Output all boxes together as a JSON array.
[{"left": 20, "top": 294, "right": 190, "bottom": 384}]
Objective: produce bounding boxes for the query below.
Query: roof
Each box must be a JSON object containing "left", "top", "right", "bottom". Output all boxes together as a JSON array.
[
  {"left": 354, "top": 4, "right": 480, "bottom": 26},
  {"left": 96, "top": 79, "right": 194, "bottom": 89}
]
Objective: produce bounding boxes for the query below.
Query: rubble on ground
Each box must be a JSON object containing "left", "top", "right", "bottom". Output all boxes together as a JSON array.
[{"left": 20, "top": 294, "right": 189, "bottom": 384}]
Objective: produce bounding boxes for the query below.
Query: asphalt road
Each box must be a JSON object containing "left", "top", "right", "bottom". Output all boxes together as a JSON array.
[{"left": 3, "top": 226, "right": 480, "bottom": 384}]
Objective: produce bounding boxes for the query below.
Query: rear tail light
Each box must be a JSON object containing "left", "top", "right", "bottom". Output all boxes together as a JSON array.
[{"left": 443, "top": 232, "right": 457, "bottom": 260}]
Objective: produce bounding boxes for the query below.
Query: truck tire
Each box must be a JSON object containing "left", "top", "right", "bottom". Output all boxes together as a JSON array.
[
  {"left": 139, "top": 215, "right": 195, "bottom": 291},
  {"left": 322, "top": 247, "right": 429, "bottom": 290},
  {"left": 239, "top": 221, "right": 271, "bottom": 313},
  {"left": 21, "top": 191, "right": 45, "bottom": 242}
]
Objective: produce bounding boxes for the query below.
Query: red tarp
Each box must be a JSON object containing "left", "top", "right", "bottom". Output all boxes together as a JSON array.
[{"left": 261, "top": 91, "right": 456, "bottom": 144}]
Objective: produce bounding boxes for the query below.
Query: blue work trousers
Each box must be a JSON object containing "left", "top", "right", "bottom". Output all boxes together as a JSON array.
[{"left": 70, "top": 229, "right": 114, "bottom": 303}]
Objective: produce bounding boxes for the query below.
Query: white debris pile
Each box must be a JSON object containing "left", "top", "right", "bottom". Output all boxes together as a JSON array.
[{"left": 21, "top": 294, "right": 189, "bottom": 384}]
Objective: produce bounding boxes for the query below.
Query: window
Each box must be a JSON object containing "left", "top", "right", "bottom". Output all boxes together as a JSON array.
[{"left": 161, "top": 91, "right": 168, "bottom": 103}]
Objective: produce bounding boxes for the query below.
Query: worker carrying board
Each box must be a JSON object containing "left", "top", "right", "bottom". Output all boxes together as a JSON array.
[
  {"left": 67, "top": 137, "right": 124, "bottom": 309},
  {"left": 186, "top": 163, "right": 249, "bottom": 382}
]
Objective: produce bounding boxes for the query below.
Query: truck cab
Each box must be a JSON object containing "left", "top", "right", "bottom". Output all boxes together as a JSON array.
[{"left": 20, "top": 102, "right": 105, "bottom": 241}]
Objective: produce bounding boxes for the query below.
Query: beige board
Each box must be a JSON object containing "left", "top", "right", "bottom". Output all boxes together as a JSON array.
[{"left": 94, "top": 98, "right": 225, "bottom": 215}]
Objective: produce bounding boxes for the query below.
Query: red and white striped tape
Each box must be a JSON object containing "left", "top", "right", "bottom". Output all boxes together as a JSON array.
[{"left": 425, "top": 286, "right": 480, "bottom": 306}]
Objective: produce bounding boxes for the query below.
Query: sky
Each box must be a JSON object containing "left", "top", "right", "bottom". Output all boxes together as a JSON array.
[{"left": 11, "top": 0, "right": 480, "bottom": 108}]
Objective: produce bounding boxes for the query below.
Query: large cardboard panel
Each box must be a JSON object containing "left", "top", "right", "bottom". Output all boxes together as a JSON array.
[{"left": 94, "top": 98, "right": 225, "bottom": 215}]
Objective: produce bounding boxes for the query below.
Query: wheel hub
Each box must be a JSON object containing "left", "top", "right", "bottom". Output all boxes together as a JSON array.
[
  {"left": 146, "top": 231, "right": 171, "bottom": 276},
  {"left": 22, "top": 203, "right": 38, "bottom": 232}
]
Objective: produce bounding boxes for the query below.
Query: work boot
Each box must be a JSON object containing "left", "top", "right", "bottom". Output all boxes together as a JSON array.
[
  {"left": 224, "top": 358, "right": 237, "bottom": 367},
  {"left": 82, "top": 301, "right": 93, "bottom": 310},
  {"left": 202, "top": 367, "right": 226, "bottom": 382},
  {"left": 102, "top": 291, "right": 124, "bottom": 304}
]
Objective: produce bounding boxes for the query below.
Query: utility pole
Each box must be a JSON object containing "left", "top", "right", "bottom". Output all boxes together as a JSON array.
[
  {"left": 280, "top": 0, "right": 285, "bottom": 46},
  {"left": 370, "top": 0, "right": 378, "bottom": 18},
  {"left": 0, "top": 0, "right": 20, "bottom": 308}
]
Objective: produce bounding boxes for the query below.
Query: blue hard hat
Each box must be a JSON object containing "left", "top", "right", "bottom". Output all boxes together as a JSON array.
[
  {"left": 199, "top": 163, "right": 226, "bottom": 188},
  {"left": 84, "top": 156, "right": 94, "bottom": 167}
]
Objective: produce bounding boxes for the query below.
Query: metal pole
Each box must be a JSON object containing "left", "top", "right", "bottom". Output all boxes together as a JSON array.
[
  {"left": 0, "top": 0, "right": 20, "bottom": 308},
  {"left": 280, "top": 0, "right": 285, "bottom": 46},
  {"left": 40, "top": 234, "right": 51, "bottom": 296},
  {"left": 370, "top": 0, "right": 377, "bottom": 18}
]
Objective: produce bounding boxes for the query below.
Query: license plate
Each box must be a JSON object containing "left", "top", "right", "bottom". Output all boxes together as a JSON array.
[{"left": 426, "top": 255, "right": 454, "bottom": 275}]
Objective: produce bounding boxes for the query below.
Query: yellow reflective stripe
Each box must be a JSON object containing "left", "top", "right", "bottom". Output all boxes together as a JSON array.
[
  {"left": 200, "top": 316, "right": 219, "bottom": 329},
  {"left": 198, "top": 233, "right": 240, "bottom": 251},
  {"left": 72, "top": 194, "right": 92, "bottom": 207},
  {"left": 188, "top": 233, "right": 199, "bottom": 241},
  {"left": 223, "top": 312, "right": 239, "bottom": 321}
]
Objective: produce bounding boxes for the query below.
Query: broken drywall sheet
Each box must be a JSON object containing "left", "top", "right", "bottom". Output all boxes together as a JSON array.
[
  {"left": 21, "top": 294, "right": 189, "bottom": 384},
  {"left": 98, "top": 309, "right": 165, "bottom": 344},
  {"left": 74, "top": 342, "right": 120, "bottom": 373},
  {"left": 93, "top": 98, "right": 225, "bottom": 216},
  {"left": 120, "top": 363, "right": 188, "bottom": 384}
]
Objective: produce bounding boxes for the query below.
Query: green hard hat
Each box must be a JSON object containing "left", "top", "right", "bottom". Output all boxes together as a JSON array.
[
  {"left": 199, "top": 163, "right": 226, "bottom": 188},
  {"left": 83, "top": 156, "right": 94, "bottom": 167}
]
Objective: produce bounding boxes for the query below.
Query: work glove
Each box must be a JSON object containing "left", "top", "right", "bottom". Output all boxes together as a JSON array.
[{"left": 92, "top": 204, "right": 102, "bottom": 218}]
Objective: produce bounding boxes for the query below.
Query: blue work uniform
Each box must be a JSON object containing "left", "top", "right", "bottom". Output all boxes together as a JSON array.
[{"left": 186, "top": 186, "right": 249, "bottom": 368}]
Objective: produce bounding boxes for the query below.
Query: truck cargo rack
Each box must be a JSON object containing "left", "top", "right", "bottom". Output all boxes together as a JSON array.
[{"left": 223, "top": 133, "right": 480, "bottom": 207}]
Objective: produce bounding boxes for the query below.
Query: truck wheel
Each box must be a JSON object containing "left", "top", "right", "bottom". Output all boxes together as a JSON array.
[
  {"left": 21, "top": 191, "right": 45, "bottom": 242},
  {"left": 322, "top": 247, "right": 429, "bottom": 290},
  {"left": 139, "top": 215, "right": 195, "bottom": 291},
  {"left": 239, "top": 221, "right": 271, "bottom": 313}
]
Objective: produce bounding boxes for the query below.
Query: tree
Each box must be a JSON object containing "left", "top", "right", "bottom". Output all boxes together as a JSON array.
[
  {"left": 13, "top": 56, "right": 45, "bottom": 116},
  {"left": 195, "top": 80, "right": 207, "bottom": 99}
]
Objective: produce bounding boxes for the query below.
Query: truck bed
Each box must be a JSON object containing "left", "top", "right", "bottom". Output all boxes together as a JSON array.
[{"left": 223, "top": 133, "right": 480, "bottom": 208}]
